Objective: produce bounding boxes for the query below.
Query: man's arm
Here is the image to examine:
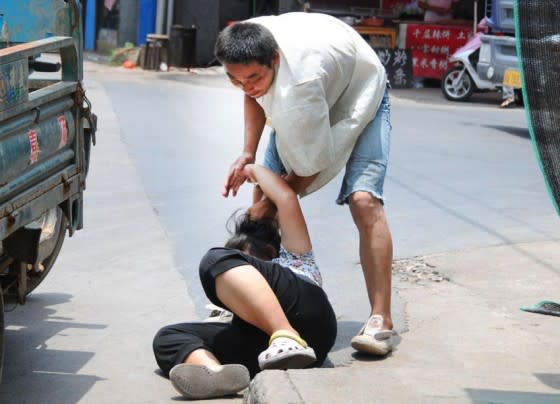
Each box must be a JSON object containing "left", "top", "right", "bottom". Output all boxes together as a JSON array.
[
  {"left": 243, "top": 95, "right": 266, "bottom": 158},
  {"left": 222, "top": 95, "right": 267, "bottom": 197}
]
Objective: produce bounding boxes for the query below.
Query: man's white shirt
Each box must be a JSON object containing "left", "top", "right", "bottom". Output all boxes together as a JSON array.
[{"left": 250, "top": 12, "right": 387, "bottom": 196}]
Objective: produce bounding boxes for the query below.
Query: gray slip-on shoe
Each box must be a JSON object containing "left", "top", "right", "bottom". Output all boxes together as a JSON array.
[{"left": 169, "top": 363, "right": 250, "bottom": 399}]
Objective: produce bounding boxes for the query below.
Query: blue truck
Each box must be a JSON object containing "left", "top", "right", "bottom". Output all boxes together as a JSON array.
[{"left": 0, "top": 0, "right": 95, "bottom": 378}]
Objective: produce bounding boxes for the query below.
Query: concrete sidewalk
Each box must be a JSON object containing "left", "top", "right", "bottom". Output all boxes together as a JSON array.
[
  {"left": 246, "top": 240, "right": 560, "bottom": 403},
  {"left": 0, "top": 72, "right": 202, "bottom": 403}
]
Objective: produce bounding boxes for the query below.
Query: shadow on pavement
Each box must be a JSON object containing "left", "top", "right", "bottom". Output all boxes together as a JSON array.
[
  {"left": 534, "top": 373, "right": 560, "bottom": 390},
  {"left": 0, "top": 293, "right": 106, "bottom": 404},
  {"left": 482, "top": 124, "right": 530, "bottom": 139},
  {"left": 465, "top": 388, "right": 560, "bottom": 404},
  {"left": 331, "top": 320, "right": 362, "bottom": 354}
]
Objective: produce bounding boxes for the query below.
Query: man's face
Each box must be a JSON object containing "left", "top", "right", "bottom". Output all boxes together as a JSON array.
[{"left": 224, "top": 52, "right": 279, "bottom": 98}]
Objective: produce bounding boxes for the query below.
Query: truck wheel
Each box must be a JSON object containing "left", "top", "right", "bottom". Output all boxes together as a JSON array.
[
  {"left": 22, "top": 207, "right": 68, "bottom": 296},
  {"left": 441, "top": 66, "right": 474, "bottom": 101}
]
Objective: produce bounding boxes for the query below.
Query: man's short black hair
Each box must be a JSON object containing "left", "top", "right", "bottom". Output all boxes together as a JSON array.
[{"left": 215, "top": 22, "right": 278, "bottom": 67}]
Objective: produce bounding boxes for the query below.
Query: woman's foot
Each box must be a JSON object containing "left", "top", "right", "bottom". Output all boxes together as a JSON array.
[
  {"left": 258, "top": 330, "right": 317, "bottom": 370},
  {"left": 169, "top": 363, "right": 250, "bottom": 399}
]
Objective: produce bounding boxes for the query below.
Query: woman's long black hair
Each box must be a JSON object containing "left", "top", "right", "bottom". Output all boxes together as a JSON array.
[{"left": 225, "top": 210, "right": 281, "bottom": 261}]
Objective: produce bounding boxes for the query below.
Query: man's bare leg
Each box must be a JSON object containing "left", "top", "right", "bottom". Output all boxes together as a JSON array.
[{"left": 349, "top": 191, "right": 393, "bottom": 331}]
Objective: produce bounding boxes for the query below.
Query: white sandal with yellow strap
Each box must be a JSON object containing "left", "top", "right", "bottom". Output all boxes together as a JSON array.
[{"left": 258, "top": 330, "right": 317, "bottom": 370}]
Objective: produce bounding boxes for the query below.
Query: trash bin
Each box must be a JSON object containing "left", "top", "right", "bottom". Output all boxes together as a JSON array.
[
  {"left": 169, "top": 25, "right": 196, "bottom": 68},
  {"left": 141, "top": 34, "right": 169, "bottom": 70}
]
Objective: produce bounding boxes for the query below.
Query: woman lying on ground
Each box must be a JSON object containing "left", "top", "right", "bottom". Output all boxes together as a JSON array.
[{"left": 152, "top": 164, "right": 337, "bottom": 400}]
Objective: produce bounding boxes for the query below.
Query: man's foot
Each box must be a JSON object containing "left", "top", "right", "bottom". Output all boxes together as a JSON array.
[
  {"left": 169, "top": 364, "right": 249, "bottom": 399},
  {"left": 351, "top": 315, "right": 394, "bottom": 356}
]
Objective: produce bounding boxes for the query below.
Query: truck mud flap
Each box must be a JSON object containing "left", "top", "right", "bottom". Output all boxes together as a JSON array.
[{"left": 3, "top": 227, "right": 41, "bottom": 263}]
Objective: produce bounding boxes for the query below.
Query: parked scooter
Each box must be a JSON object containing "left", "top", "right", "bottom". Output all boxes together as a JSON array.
[
  {"left": 441, "top": 14, "right": 521, "bottom": 103},
  {"left": 440, "top": 32, "right": 498, "bottom": 101}
]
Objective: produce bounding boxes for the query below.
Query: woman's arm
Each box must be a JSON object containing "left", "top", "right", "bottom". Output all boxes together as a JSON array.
[
  {"left": 249, "top": 171, "right": 318, "bottom": 219},
  {"left": 243, "top": 164, "right": 312, "bottom": 255}
]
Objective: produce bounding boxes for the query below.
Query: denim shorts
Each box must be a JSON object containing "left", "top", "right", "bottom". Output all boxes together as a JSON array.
[{"left": 263, "top": 86, "right": 391, "bottom": 205}]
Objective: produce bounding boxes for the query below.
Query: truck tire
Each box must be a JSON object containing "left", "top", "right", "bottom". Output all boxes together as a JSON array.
[
  {"left": 23, "top": 207, "right": 68, "bottom": 296},
  {"left": 441, "top": 65, "right": 474, "bottom": 101}
]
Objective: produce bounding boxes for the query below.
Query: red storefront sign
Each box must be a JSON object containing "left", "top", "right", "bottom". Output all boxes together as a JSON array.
[{"left": 402, "top": 23, "right": 473, "bottom": 79}]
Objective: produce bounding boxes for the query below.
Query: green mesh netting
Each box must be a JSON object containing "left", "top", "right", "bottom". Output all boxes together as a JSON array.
[{"left": 514, "top": 0, "right": 560, "bottom": 215}]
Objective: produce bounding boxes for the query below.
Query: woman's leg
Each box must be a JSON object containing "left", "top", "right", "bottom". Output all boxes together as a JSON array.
[
  {"left": 286, "top": 280, "right": 338, "bottom": 366},
  {"left": 214, "top": 264, "right": 335, "bottom": 370},
  {"left": 153, "top": 320, "right": 267, "bottom": 377},
  {"left": 199, "top": 248, "right": 335, "bottom": 369},
  {"left": 156, "top": 324, "right": 253, "bottom": 399},
  {"left": 153, "top": 322, "right": 231, "bottom": 376},
  {"left": 215, "top": 264, "right": 299, "bottom": 337}
]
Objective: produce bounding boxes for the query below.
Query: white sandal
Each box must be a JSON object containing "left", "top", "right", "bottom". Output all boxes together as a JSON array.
[
  {"left": 351, "top": 314, "right": 394, "bottom": 356},
  {"left": 258, "top": 330, "right": 317, "bottom": 370}
]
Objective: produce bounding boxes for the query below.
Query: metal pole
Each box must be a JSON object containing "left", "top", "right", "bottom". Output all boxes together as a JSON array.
[
  {"left": 118, "top": 0, "right": 138, "bottom": 46},
  {"left": 166, "top": 0, "right": 175, "bottom": 36},
  {"left": 84, "top": 0, "right": 97, "bottom": 50},
  {"left": 156, "top": 0, "right": 167, "bottom": 35},
  {"left": 473, "top": 0, "right": 478, "bottom": 34}
]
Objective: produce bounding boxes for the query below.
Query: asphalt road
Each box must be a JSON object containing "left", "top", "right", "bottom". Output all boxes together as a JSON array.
[
  {"left": 100, "top": 66, "right": 559, "bottom": 322},
  {"left": 1, "top": 63, "right": 558, "bottom": 403}
]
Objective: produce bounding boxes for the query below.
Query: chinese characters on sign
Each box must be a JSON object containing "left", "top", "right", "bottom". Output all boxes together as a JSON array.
[
  {"left": 404, "top": 24, "right": 472, "bottom": 79},
  {"left": 28, "top": 130, "right": 39, "bottom": 164},
  {"left": 375, "top": 48, "right": 413, "bottom": 88},
  {"left": 58, "top": 115, "right": 69, "bottom": 149}
]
